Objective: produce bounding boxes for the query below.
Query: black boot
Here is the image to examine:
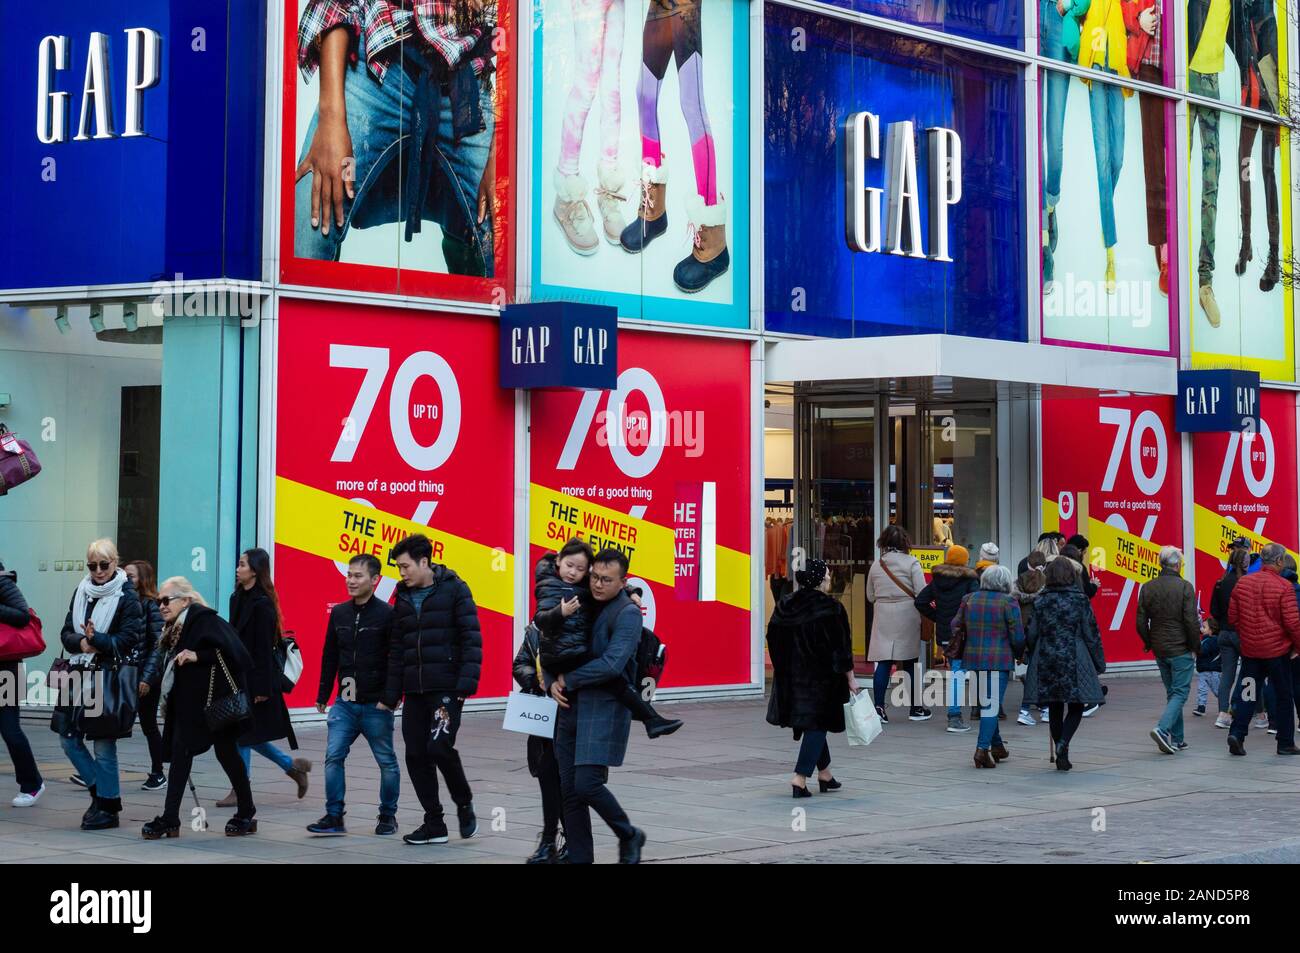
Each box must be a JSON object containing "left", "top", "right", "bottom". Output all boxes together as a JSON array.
[
  {"left": 142, "top": 816, "right": 181, "bottom": 840},
  {"left": 1055, "top": 742, "right": 1072, "bottom": 772},
  {"left": 645, "top": 714, "right": 684, "bottom": 739},
  {"left": 1260, "top": 249, "right": 1281, "bottom": 292},
  {"left": 1235, "top": 236, "right": 1253, "bottom": 276},
  {"left": 81, "top": 786, "right": 98, "bottom": 825},
  {"left": 82, "top": 800, "right": 120, "bottom": 831},
  {"left": 526, "top": 836, "right": 559, "bottom": 864}
]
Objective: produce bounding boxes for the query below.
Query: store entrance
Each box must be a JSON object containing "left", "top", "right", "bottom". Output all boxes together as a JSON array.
[{"left": 766, "top": 381, "right": 1000, "bottom": 668}]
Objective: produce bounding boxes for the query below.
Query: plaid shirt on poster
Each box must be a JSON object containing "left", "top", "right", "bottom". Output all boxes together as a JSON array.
[
  {"left": 297, "top": 0, "right": 497, "bottom": 82},
  {"left": 953, "top": 591, "right": 1024, "bottom": 672},
  {"left": 1141, "top": 3, "right": 1161, "bottom": 70}
]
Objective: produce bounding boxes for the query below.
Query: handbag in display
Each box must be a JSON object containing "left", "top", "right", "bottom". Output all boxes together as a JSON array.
[
  {"left": 880, "top": 558, "right": 935, "bottom": 642},
  {"left": 0, "top": 607, "right": 45, "bottom": 661},
  {"left": 502, "top": 691, "right": 558, "bottom": 739},
  {"left": 0, "top": 425, "right": 42, "bottom": 495},
  {"left": 844, "top": 690, "right": 883, "bottom": 747},
  {"left": 205, "top": 649, "right": 251, "bottom": 732},
  {"left": 80, "top": 656, "right": 141, "bottom": 740},
  {"left": 274, "top": 632, "right": 304, "bottom": 693}
]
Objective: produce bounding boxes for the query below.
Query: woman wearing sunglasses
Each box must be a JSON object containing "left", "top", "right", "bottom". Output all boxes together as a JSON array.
[
  {"left": 57, "top": 538, "right": 143, "bottom": 831},
  {"left": 140, "top": 577, "right": 258, "bottom": 839}
]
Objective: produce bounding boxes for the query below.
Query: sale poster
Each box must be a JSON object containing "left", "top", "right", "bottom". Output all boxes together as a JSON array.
[
  {"left": 1191, "top": 390, "right": 1300, "bottom": 611},
  {"left": 273, "top": 300, "right": 516, "bottom": 704},
  {"left": 1041, "top": 388, "right": 1184, "bottom": 663},
  {"left": 529, "top": 332, "right": 752, "bottom": 688}
]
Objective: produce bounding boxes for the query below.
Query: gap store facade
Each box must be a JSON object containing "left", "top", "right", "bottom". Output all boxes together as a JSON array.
[{"left": 1, "top": 0, "right": 1298, "bottom": 715}]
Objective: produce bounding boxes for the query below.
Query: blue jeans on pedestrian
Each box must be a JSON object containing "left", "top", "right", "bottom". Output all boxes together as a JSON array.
[
  {"left": 947, "top": 657, "right": 967, "bottom": 717},
  {"left": 60, "top": 735, "right": 119, "bottom": 799},
  {"left": 325, "top": 699, "right": 400, "bottom": 818},
  {"left": 872, "top": 659, "right": 916, "bottom": 710},
  {"left": 794, "top": 730, "right": 831, "bottom": 777},
  {"left": 975, "top": 670, "right": 1010, "bottom": 750},
  {"left": 1088, "top": 69, "right": 1125, "bottom": 248},
  {"left": 1197, "top": 670, "right": 1221, "bottom": 707},
  {"left": 293, "top": 39, "right": 495, "bottom": 275},
  {"left": 0, "top": 705, "right": 43, "bottom": 794},
  {"left": 241, "top": 741, "right": 294, "bottom": 777},
  {"left": 1156, "top": 653, "right": 1196, "bottom": 744}
]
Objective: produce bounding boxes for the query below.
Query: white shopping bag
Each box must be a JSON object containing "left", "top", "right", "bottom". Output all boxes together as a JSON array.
[
  {"left": 502, "top": 691, "right": 559, "bottom": 739},
  {"left": 844, "top": 690, "right": 883, "bottom": 747}
]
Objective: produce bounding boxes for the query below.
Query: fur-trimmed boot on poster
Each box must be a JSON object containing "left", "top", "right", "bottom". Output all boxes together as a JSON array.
[
  {"left": 673, "top": 195, "right": 729, "bottom": 294},
  {"left": 594, "top": 160, "right": 628, "bottom": 246},
  {"left": 553, "top": 170, "right": 598, "bottom": 256},
  {"left": 620, "top": 161, "right": 669, "bottom": 253}
]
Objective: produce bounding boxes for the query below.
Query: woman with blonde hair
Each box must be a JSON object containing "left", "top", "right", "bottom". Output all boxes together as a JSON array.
[
  {"left": 140, "top": 576, "right": 258, "bottom": 839},
  {"left": 57, "top": 538, "right": 143, "bottom": 831}
]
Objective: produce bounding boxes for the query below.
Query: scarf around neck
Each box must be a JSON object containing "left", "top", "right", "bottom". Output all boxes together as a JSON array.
[{"left": 72, "top": 569, "right": 128, "bottom": 642}]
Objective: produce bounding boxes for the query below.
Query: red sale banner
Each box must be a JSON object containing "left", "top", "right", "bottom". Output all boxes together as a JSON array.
[
  {"left": 1192, "top": 390, "right": 1300, "bottom": 612},
  {"left": 273, "top": 300, "right": 516, "bottom": 705},
  {"left": 1041, "top": 388, "right": 1184, "bottom": 663},
  {"left": 529, "top": 332, "right": 752, "bottom": 688}
]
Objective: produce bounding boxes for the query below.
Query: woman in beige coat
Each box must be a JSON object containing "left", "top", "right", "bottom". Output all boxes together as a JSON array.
[{"left": 867, "top": 525, "right": 930, "bottom": 722}]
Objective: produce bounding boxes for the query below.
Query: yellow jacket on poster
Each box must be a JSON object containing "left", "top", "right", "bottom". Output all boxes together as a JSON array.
[
  {"left": 1077, "top": 0, "right": 1131, "bottom": 80},
  {"left": 1188, "top": 0, "right": 1231, "bottom": 74}
]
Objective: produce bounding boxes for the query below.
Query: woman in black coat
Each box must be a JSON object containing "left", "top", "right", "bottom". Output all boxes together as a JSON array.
[
  {"left": 512, "top": 623, "right": 567, "bottom": 864},
  {"left": 1023, "top": 557, "right": 1107, "bottom": 771},
  {"left": 765, "top": 559, "right": 859, "bottom": 798},
  {"left": 57, "top": 538, "right": 144, "bottom": 831},
  {"left": 0, "top": 562, "right": 44, "bottom": 806},
  {"left": 141, "top": 577, "right": 259, "bottom": 838},
  {"left": 218, "top": 548, "right": 310, "bottom": 807},
  {"left": 125, "top": 560, "right": 167, "bottom": 790}
]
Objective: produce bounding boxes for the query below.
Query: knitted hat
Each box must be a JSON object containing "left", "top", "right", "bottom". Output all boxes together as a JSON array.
[
  {"left": 978, "top": 542, "right": 1000, "bottom": 563},
  {"left": 945, "top": 545, "right": 969, "bottom": 566},
  {"left": 795, "top": 558, "right": 828, "bottom": 590}
]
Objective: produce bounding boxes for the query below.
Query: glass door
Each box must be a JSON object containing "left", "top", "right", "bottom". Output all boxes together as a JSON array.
[{"left": 924, "top": 405, "right": 997, "bottom": 558}]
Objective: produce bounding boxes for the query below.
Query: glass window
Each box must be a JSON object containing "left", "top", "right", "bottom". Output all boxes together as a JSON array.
[
  {"left": 833, "top": 0, "right": 1023, "bottom": 49},
  {"left": 1039, "top": 67, "right": 1175, "bottom": 353}
]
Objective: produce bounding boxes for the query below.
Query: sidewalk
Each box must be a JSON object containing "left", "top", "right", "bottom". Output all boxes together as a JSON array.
[{"left": 1, "top": 675, "right": 1297, "bottom": 864}]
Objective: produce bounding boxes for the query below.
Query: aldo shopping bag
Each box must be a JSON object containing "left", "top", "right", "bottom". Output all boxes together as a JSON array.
[
  {"left": 844, "top": 690, "right": 883, "bottom": 747},
  {"left": 502, "top": 691, "right": 558, "bottom": 739}
]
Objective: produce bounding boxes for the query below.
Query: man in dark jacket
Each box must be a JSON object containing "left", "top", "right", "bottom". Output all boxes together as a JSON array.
[
  {"left": 1137, "top": 546, "right": 1200, "bottom": 753},
  {"left": 387, "top": 533, "right": 483, "bottom": 845},
  {"left": 309, "top": 554, "right": 400, "bottom": 837},
  {"left": 548, "top": 548, "right": 647, "bottom": 864},
  {"left": 1227, "top": 543, "right": 1300, "bottom": 755}
]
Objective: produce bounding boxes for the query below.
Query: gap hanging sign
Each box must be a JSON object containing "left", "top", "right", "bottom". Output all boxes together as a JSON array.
[
  {"left": 1176, "top": 370, "right": 1261, "bottom": 434},
  {"left": 0, "top": 1, "right": 266, "bottom": 291},
  {"left": 844, "top": 112, "right": 962, "bottom": 260},
  {"left": 500, "top": 302, "right": 618, "bottom": 390}
]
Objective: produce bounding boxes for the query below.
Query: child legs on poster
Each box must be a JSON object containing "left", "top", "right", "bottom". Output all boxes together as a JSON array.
[
  {"left": 554, "top": 0, "right": 628, "bottom": 254},
  {"left": 621, "top": 0, "right": 729, "bottom": 293}
]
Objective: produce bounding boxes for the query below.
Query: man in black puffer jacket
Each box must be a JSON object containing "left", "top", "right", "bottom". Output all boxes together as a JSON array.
[
  {"left": 387, "top": 533, "right": 482, "bottom": 846},
  {"left": 914, "top": 546, "right": 979, "bottom": 733}
]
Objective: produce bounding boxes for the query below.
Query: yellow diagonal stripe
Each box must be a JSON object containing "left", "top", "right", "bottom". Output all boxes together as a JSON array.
[
  {"left": 1193, "top": 503, "right": 1300, "bottom": 565},
  {"left": 529, "top": 483, "right": 750, "bottom": 610},
  {"left": 274, "top": 477, "right": 514, "bottom": 617}
]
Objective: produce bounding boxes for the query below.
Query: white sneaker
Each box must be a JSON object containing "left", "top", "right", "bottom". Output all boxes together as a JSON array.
[
  {"left": 1081, "top": 704, "right": 1100, "bottom": 718},
  {"left": 1254, "top": 714, "right": 1269, "bottom": 730},
  {"left": 12, "top": 783, "right": 44, "bottom": 807},
  {"left": 1214, "top": 712, "right": 1233, "bottom": 729},
  {"left": 1040, "top": 708, "right": 1052, "bottom": 724},
  {"left": 1017, "top": 709, "right": 1036, "bottom": 726}
]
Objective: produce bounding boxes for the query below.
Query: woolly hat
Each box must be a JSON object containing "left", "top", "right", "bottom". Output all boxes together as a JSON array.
[
  {"left": 795, "top": 558, "right": 828, "bottom": 590},
  {"left": 978, "top": 542, "right": 1000, "bottom": 563},
  {"left": 945, "top": 545, "right": 970, "bottom": 566}
]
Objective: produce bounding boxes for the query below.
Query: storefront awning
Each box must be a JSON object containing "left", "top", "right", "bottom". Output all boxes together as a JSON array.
[{"left": 764, "top": 334, "right": 1178, "bottom": 394}]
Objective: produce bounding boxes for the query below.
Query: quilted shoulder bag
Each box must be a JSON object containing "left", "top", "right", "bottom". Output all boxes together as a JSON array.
[
  {"left": 0, "top": 425, "right": 42, "bottom": 495},
  {"left": 204, "top": 650, "right": 251, "bottom": 732}
]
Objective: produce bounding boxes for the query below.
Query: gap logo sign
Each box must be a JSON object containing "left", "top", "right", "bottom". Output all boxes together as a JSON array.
[
  {"left": 500, "top": 302, "right": 618, "bottom": 391},
  {"left": 1176, "top": 370, "right": 1261, "bottom": 434}
]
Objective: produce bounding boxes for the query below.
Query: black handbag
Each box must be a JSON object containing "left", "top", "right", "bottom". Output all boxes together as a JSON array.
[
  {"left": 80, "top": 656, "right": 140, "bottom": 740},
  {"left": 204, "top": 650, "right": 251, "bottom": 732}
]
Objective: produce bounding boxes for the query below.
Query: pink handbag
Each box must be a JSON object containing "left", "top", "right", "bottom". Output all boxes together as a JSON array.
[
  {"left": 0, "top": 426, "right": 41, "bottom": 495},
  {"left": 0, "top": 608, "right": 45, "bottom": 661}
]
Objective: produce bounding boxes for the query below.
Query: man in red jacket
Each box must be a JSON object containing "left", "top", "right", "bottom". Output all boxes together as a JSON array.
[{"left": 1226, "top": 543, "right": 1300, "bottom": 755}]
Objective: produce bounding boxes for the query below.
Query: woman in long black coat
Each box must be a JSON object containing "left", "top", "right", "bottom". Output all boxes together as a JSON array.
[
  {"left": 766, "top": 559, "right": 859, "bottom": 798},
  {"left": 219, "top": 548, "right": 310, "bottom": 806},
  {"left": 140, "top": 577, "right": 258, "bottom": 838},
  {"left": 1023, "top": 557, "right": 1107, "bottom": 771}
]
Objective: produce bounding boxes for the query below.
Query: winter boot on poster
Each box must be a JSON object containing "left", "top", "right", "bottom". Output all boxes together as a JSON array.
[
  {"left": 620, "top": 161, "right": 669, "bottom": 253},
  {"left": 673, "top": 196, "right": 729, "bottom": 294},
  {"left": 594, "top": 161, "right": 628, "bottom": 246},
  {"left": 553, "top": 170, "right": 599, "bottom": 256},
  {"left": 1260, "top": 245, "right": 1281, "bottom": 292}
]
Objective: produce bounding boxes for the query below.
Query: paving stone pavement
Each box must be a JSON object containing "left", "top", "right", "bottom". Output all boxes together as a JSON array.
[{"left": 1, "top": 675, "right": 1297, "bottom": 864}]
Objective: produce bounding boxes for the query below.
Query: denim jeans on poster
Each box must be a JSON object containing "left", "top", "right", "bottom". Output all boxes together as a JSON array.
[{"left": 1087, "top": 69, "right": 1125, "bottom": 249}]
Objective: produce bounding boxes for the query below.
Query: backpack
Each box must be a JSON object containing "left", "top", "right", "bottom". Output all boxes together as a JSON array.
[{"left": 635, "top": 627, "right": 667, "bottom": 698}]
